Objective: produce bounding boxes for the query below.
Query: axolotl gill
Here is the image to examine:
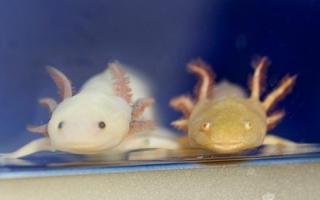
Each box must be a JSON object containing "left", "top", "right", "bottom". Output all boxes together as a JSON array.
[
  {"left": 170, "top": 57, "right": 297, "bottom": 153},
  {"left": 5, "top": 61, "right": 155, "bottom": 158}
]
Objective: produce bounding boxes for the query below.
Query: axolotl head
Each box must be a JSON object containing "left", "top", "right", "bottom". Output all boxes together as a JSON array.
[
  {"left": 188, "top": 98, "right": 267, "bottom": 153},
  {"left": 47, "top": 93, "right": 132, "bottom": 154}
]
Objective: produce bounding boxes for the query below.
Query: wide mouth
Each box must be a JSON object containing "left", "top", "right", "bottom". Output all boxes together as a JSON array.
[
  {"left": 53, "top": 136, "right": 118, "bottom": 154},
  {"left": 52, "top": 134, "right": 121, "bottom": 154},
  {"left": 57, "top": 143, "right": 107, "bottom": 154},
  {"left": 210, "top": 141, "right": 243, "bottom": 152}
]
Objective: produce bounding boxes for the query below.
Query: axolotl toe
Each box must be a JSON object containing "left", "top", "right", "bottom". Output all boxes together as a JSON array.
[{"left": 170, "top": 57, "right": 297, "bottom": 153}]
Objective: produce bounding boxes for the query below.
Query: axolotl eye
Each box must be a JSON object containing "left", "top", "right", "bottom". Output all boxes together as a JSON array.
[
  {"left": 98, "top": 121, "right": 106, "bottom": 129},
  {"left": 58, "top": 121, "right": 64, "bottom": 129},
  {"left": 201, "top": 122, "right": 211, "bottom": 131},
  {"left": 57, "top": 121, "right": 105, "bottom": 129},
  {"left": 244, "top": 120, "right": 253, "bottom": 131}
]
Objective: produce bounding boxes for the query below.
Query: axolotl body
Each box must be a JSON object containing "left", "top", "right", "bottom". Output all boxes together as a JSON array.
[
  {"left": 5, "top": 61, "right": 157, "bottom": 158},
  {"left": 170, "top": 57, "right": 297, "bottom": 153}
]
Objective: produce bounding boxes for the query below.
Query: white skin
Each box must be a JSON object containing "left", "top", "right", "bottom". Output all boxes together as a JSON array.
[
  {"left": 3, "top": 61, "right": 163, "bottom": 158},
  {"left": 170, "top": 57, "right": 297, "bottom": 153},
  {"left": 47, "top": 92, "right": 132, "bottom": 154}
]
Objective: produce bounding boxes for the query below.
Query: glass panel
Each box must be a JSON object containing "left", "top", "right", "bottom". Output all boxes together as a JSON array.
[{"left": 0, "top": 1, "right": 319, "bottom": 173}]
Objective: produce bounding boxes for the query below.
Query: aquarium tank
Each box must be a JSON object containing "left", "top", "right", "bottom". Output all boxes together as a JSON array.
[{"left": 0, "top": 1, "right": 319, "bottom": 199}]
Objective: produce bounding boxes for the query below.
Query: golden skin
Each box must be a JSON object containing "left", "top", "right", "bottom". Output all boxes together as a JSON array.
[
  {"left": 188, "top": 97, "right": 266, "bottom": 153},
  {"left": 170, "top": 57, "right": 297, "bottom": 153}
]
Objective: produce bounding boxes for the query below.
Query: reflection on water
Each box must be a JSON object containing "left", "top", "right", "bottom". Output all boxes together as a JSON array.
[{"left": 0, "top": 143, "right": 319, "bottom": 172}]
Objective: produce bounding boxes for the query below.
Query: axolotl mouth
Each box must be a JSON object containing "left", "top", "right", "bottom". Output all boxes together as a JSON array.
[
  {"left": 208, "top": 141, "right": 245, "bottom": 153},
  {"left": 53, "top": 136, "right": 120, "bottom": 154},
  {"left": 59, "top": 144, "right": 107, "bottom": 154}
]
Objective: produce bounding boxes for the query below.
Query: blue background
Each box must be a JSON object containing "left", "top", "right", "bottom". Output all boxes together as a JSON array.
[{"left": 0, "top": 0, "right": 319, "bottom": 152}]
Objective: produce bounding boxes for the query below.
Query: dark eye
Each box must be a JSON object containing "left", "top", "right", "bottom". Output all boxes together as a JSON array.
[
  {"left": 98, "top": 121, "right": 106, "bottom": 129},
  {"left": 58, "top": 121, "right": 64, "bottom": 129}
]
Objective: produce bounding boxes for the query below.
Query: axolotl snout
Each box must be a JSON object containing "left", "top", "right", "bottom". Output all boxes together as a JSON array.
[{"left": 170, "top": 57, "right": 297, "bottom": 153}]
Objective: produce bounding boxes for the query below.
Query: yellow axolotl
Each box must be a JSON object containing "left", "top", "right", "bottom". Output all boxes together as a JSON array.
[{"left": 170, "top": 57, "right": 297, "bottom": 153}]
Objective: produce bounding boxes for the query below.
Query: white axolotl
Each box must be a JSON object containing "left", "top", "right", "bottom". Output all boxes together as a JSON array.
[
  {"left": 4, "top": 61, "right": 179, "bottom": 158},
  {"left": 170, "top": 57, "right": 297, "bottom": 153}
]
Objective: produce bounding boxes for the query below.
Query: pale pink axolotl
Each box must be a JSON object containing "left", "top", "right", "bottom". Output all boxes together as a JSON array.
[
  {"left": 170, "top": 57, "right": 297, "bottom": 153},
  {"left": 4, "top": 61, "right": 165, "bottom": 158}
]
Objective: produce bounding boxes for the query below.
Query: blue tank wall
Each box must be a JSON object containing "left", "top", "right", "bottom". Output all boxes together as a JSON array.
[{"left": 0, "top": 0, "right": 318, "bottom": 152}]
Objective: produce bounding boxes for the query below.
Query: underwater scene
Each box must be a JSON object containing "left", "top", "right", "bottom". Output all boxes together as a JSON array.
[{"left": 0, "top": 1, "right": 319, "bottom": 175}]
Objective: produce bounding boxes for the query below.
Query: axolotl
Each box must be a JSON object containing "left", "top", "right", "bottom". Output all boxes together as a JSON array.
[
  {"left": 170, "top": 57, "right": 297, "bottom": 153},
  {"left": 4, "top": 61, "right": 159, "bottom": 158}
]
